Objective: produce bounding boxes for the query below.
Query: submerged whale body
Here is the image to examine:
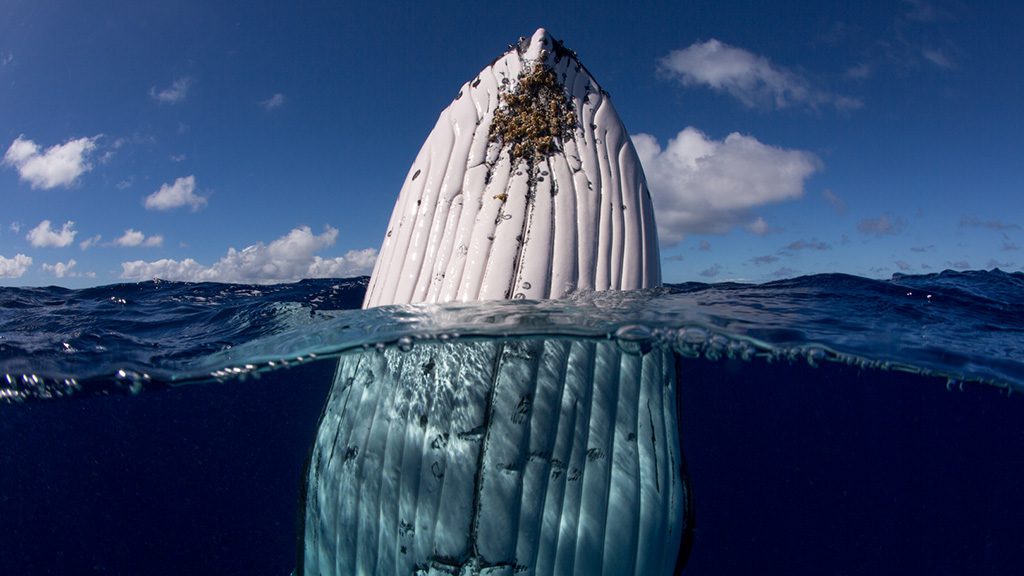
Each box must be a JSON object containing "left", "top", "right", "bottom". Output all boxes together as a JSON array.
[{"left": 300, "top": 29, "right": 691, "bottom": 575}]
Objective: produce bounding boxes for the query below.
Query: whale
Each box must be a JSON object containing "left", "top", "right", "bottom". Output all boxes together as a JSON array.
[{"left": 299, "top": 28, "right": 692, "bottom": 575}]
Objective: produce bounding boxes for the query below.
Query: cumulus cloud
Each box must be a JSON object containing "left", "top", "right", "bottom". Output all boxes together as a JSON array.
[
  {"left": 144, "top": 175, "right": 207, "bottom": 211},
  {"left": 26, "top": 220, "right": 77, "bottom": 248},
  {"left": 120, "top": 225, "right": 377, "bottom": 284},
  {"left": 699, "top": 264, "right": 721, "bottom": 278},
  {"left": 857, "top": 214, "right": 905, "bottom": 236},
  {"left": 632, "top": 127, "right": 820, "bottom": 245},
  {"left": 845, "top": 63, "right": 872, "bottom": 80},
  {"left": 822, "top": 189, "right": 847, "bottom": 214},
  {"left": 79, "top": 235, "right": 102, "bottom": 250},
  {"left": 784, "top": 238, "right": 831, "bottom": 251},
  {"left": 960, "top": 216, "right": 1019, "bottom": 231},
  {"left": 3, "top": 135, "right": 99, "bottom": 189},
  {"left": 745, "top": 217, "right": 771, "bottom": 235},
  {"left": 42, "top": 259, "right": 92, "bottom": 279},
  {"left": 659, "top": 39, "right": 862, "bottom": 111},
  {"left": 750, "top": 254, "right": 780, "bottom": 266},
  {"left": 260, "top": 93, "right": 287, "bottom": 110},
  {"left": 921, "top": 48, "right": 955, "bottom": 69},
  {"left": 114, "top": 229, "right": 163, "bottom": 247},
  {"left": 905, "top": 0, "right": 940, "bottom": 22},
  {"left": 772, "top": 267, "right": 799, "bottom": 278},
  {"left": 0, "top": 254, "right": 32, "bottom": 278},
  {"left": 150, "top": 77, "right": 192, "bottom": 104}
]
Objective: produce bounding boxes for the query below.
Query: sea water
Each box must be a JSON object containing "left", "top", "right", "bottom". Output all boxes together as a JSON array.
[{"left": 1, "top": 270, "right": 1022, "bottom": 575}]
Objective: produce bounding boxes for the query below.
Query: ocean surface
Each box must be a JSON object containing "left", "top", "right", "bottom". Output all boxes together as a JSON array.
[{"left": 1, "top": 269, "right": 1022, "bottom": 575}]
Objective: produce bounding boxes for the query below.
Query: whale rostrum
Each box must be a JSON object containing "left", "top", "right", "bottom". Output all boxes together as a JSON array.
[{"left": 301, "top": 29, "right": 691, "bottom": 575}]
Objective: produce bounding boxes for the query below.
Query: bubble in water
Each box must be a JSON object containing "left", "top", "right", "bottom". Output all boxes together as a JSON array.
[
  {"left": 728, "top": 339, "right": 755, "bottom": 361},
  {"left": 116, "top": 369, "right": 148, "bottom": 394},
  {"left": 397, "top": 336, "right": 415, "bottom": 352},
  {"left": 705, "top": 334, "right": 729, "bottom": 360},
  {"left": 614, "top": 324, "right": 654, "bottom": 355},
  {"left": 672, "top": 327, "right": 707, "bottom": 358},
  {"left": 804, "top": 347, "right": 826, "bottom": 367},
  {"left": 678, "top": 327, "right": 708, "bottom": 345}
]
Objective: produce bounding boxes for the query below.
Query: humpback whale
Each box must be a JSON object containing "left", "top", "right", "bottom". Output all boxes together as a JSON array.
[{"left": 300, "top": 29, "right": 692, "bottom": 575}]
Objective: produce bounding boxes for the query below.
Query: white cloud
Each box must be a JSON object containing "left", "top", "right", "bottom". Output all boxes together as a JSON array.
[
  {"left": 746, "top": 217, "right": 770, "bottom": 236},
  {"left": 858, "top": 214, "right": 906, "bottom": 236},
  {"left": 115, "top": 229, "right": 145, "bottom": 247},
  {"left": 699, "top": 264, "right": 722, "bottom": 278},
  {"left": 114, "top": 229, "right": 163, "bottom": 247},
  {"left": 921, "top": 48, "right": 955, "bottom": 69},
  {"left": 120, "top": 225, "right": 378, "bottom": 284},
  {"left": 42, "top": 259, "right": 83, "bottom": 278},
  {"left": 144, "top": 175, "right": 207, "bottom": 211},
  {"left": 150, "top": 77, "right": 192, "bottom": 104},
  {"left": 3, "top": 135, "right": 99, "bottom": 189},
  {"left": 9, "top": 222, "right": 22, "bottom": 233},
  {"left": 822, "top": 189, "right": 847, "bottom": 214},
  {"left": 632, "top": 127, "right": 820, "bottom": 245},
  {"left": 784, "top": 238, "right": 831, "bottom": 251},
  {"left": 960, "top": 216, "right": 1019, "bottom": 231},
  {"left": 659, "top": 39, "right": 862, "bottom": 111},
  {"left": 904, "top": 0, "right": 940, "bottom": 23},
  {"left": 845, "top": 63, "right": 872, "bottom": 80},
  {"left": 79, "top": 235, "right": 102, "bottom": 250},
  {"left": 307, "top": 249, "right": 379, "bottom": 277},
  {"left": 260, "top": 93, "right": 287, "bottom": 110},
  {"left": 26, "top": 220, "right": 77, "bottom": 248},
  {"left": 0, "top": 254, "right": 32, "bottom": 278}
]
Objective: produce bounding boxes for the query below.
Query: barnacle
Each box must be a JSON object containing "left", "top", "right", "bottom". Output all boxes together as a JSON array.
[{"left": 489, "top": 62, "right": 577, "bottom": 169}]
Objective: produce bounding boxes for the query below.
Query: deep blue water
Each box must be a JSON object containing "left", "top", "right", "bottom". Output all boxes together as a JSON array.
[{"left": 2, "top": 270, "right": 1023, "bottom": 574}]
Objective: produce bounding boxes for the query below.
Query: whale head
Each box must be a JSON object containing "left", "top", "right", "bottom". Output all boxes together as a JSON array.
[{"left": 363, "top": 28, "right": 661, "bottom": 307}]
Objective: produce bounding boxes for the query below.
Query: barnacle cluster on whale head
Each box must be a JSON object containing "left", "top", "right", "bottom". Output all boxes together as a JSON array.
[{"left": 488, "top": 35, "right": 578, "bottom": 168}]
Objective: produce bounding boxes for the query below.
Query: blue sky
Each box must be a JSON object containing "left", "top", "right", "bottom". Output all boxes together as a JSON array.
[{"left": 1, "top": 0, "right": 1021, "bottom": 287}]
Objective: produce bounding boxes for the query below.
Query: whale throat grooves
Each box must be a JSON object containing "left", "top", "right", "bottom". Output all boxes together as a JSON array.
[{"left": 301, "top": 29, "right": 691, "bottom": 576}]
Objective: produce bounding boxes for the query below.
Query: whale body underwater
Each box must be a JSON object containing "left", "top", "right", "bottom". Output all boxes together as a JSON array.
[{"left": 298, "top": 29, "right": 694, "bottom": 575}]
